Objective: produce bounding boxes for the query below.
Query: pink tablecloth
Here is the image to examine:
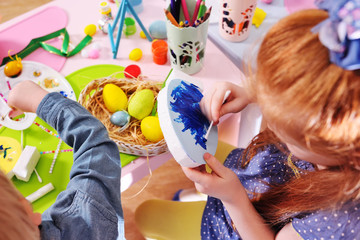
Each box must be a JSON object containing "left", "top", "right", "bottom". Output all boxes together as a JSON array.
[{"left": 0, "top": 0, "right": 244, "bottom": 192}]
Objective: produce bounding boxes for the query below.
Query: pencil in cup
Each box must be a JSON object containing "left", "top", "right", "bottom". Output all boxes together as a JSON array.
[
  {"left": 192, "top": 6, "right": 211, "bottom": 27},
  {"left": 164, "top": 9, "right": 180, "bottom": 27},
  {"left": 197, "top": 0, "right": 206, "bottom": 19},
  {"left": 164, "top": 0, "right": 211, "bottom": 28}
]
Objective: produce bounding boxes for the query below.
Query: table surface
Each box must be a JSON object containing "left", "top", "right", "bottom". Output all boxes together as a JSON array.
[
  {"left": 0, "top": 0, "right": 246, "bottom": 203},
  {"left": 207, "top": 0, "right": 317, "bottom": 70}
]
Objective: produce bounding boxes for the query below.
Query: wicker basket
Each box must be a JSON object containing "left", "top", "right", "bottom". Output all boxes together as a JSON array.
[{"left": 78, "top": 77, "right": 169, "bottom": 156}]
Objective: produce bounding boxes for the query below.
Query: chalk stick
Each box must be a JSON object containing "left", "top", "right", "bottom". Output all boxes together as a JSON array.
[{"left": 26, "top": 183, "right": 54, "bottom": 203}]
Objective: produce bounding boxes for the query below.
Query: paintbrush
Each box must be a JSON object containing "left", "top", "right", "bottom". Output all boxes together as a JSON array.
[{"left": 204, "top": 90, "right": 231, "bottom": 140}]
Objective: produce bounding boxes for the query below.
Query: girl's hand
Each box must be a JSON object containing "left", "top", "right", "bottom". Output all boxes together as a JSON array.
[
  {"left": 200, "top": 82, "right": 251, "bottom": 125},
  {"left": 182, "top": 153, "right": 246, "bottom": 203}
]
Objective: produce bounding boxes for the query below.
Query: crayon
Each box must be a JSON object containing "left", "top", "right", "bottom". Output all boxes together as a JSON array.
[{"left": 164, "top": 9, "right": 180, "bottom": 27}]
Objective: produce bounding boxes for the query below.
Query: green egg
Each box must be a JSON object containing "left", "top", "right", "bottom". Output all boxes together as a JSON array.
[{"left": 128, "top": 89, "right": 155, "bottom": 120}]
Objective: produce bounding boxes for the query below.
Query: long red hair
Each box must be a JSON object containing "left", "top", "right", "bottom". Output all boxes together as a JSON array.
[{"left": 244, "top": 9, "right": 360, "bottom": 228}]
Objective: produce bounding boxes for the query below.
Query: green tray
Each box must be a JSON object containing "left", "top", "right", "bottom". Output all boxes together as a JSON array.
[{"left": 2, "top": 64, "right": 138, "bottom": 213}]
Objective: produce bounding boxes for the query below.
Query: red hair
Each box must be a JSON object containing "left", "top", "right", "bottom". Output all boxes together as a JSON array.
[
  {"left": 0, "top": 172, "right": 40, "bottom": 239},
  {"left": 244, "top": 9, "right": 360, "bottom": 228}
]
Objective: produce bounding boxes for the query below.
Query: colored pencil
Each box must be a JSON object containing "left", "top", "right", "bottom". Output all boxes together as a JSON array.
[
  {"left": 174, "top": 0, "right": 181, "bottom": 22},
  {"left": 181, "top": 0, "right": 190, "bottom": 22},
  {"left": 164, "top": 9, "right": 180, "bottom": 27},
  {"left": 202, "top": 6, "right": 212, "bottom": 22},
  {"left": 184, "top": 20, "right": 190, "bottom": 27},
  {"left": 195, "top": 6, "right": 212, "bottom": 27},
  {"left": 191, "top": 0, "right": 202, "bottom": 26},
  {"left": 193, "top": 19, "right": 201, "bottom": 27},
  {"left": 197, "top": 0, "right": 206, "bottom": 19},
  {"left": 170, "top": 0, "right": 176, "bottom": 21}
]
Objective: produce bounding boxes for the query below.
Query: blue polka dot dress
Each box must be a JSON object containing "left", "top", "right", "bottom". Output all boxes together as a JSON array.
[{"left": 200, "top": 145, "right": 360, "bottom": 240}]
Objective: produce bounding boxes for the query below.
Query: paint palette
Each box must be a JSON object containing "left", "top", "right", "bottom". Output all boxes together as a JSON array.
[
  {"left": 158, "top": 72, "right": 218, "bottom": 168},
  {"left": 0, "top": 61, "right": 76, "bottom": 130}
]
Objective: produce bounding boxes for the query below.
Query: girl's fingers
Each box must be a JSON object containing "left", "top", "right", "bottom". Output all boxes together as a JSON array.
[
  {"left": 203, "top": 153, "right": 228, "bottom": 178},
  {"left": 181, "top": 165, "right": 206, "bottom": 182}
]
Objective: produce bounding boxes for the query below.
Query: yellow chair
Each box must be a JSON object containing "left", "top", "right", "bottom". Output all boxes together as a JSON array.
[{"left": 134, "top": 141, "right": 237, "bottom": 240}]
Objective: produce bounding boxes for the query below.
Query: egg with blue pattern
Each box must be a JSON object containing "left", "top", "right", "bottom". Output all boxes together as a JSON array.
[{"left": 110, "top": 110, "right": 130, "bottom": 127}]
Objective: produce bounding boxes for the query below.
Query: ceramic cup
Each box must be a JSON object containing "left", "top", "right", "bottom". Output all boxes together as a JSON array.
[
  {"left": 219, "top": 0, "right": 257, "bottom": 42},
  {"left": 166, "top": 0, "right": 210, "bottom": 75}
]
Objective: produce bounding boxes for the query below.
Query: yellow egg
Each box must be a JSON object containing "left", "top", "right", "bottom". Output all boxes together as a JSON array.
[
  {"left": 84, "top": 24, "right": 97, "bottom": 36},
  {"left": 140, "top": 31, "right": 147, "bottom": 39},
  {"left": 141, "top": 116, "right": 164, "bottom": 142},
  {"left": 128, "top": 89, "right": 154, "bottom": 120},
  {"left": 4, "top": 60, "right": 22, "bottom": 77},
  {"left": 129, "top": 48, "right": 143, "bottom": 61},
  {"left": 103, "top": 84, "right": 128, "bottom": 113}
]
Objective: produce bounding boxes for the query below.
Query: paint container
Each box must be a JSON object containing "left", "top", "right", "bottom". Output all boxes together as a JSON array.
[
  {"left": 151, "top": 40, "right": 168, "bottom": 65},
  {"left": 100, "top": 1, "right": 113, "bottom": 19},
  {"left": 166, "top": 0, "right": 210, "bottom": 75},
  {"left": 123, "top": 17, "right": 136, "bottom": 36},
  {"left": 98, "top": 1, "right": 113, "bottom": 34},
  {"left": 219, "top": 0, "right": 257, "bottom": 42},
  {"left": 127, "top": 0, "right": 144, "bottom": 14}
]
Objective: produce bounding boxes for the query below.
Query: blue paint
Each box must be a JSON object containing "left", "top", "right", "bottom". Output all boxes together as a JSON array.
[
  {"left": 170, "top": 80, "right": 209, "bottom": 150},
  {"left": 0, "top": 145, "right": 11, "bottom": 158},
  {"left": 59, "top": 91, "right": 68, "bottom": 98}
]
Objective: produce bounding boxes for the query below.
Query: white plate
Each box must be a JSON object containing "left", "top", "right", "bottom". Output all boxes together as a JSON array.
[
  {"left": 0, "top": 61, "right": 76, "bottom": 130},
  {"left": 0, "top": 60, "right": 75, "bottom": 101}
]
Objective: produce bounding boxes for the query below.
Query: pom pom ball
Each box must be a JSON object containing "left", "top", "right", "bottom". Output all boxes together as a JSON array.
[{"left": 124, "top": 64, "right": 141, "bottom": 79}]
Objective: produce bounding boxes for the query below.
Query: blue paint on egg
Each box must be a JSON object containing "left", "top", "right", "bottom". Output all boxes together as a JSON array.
[
  {"left": 111, "top": 110, "right": 130, "bottom": 127},
  {"left": 170, "top": 80, "right": 208, "bottom": 150},
  {"left": 149, "top": 20, "right": 167, "bottom": 39}
]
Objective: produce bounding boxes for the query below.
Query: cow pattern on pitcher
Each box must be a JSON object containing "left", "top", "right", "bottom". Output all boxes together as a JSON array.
[{"left": 221, "top": 1, "right": 255, "bottom": 36}]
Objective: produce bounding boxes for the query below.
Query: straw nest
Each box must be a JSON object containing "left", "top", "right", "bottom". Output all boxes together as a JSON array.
[{"left": 78, "top": 76, "right": 168, "bottom": 156}]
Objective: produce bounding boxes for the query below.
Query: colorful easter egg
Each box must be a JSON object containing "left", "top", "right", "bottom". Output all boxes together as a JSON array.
[
  {"left": 140, "top": 31, "right": 147, "bottom": 39},
  {"left": 103, "top": 84, "right": 128, "bottom": 113},
  {"left": 129, "top": 48, "right": 143, "bottom": 61},
  {"left": 110, "top": 110, "right": 130, "bottom": 127},
  {"left": 128, "top": 89, "right": 154, "bottom": 120},
  {"left": 4, "top": 59, "right": 22, "bottom": 77},
  {"left": 141, "top": 116, "right": 164, "bottom": 142},
  {"left": 149, "top": 20, "right": 167, "bottom": 39},
  {"left": 84, "top": 24, "right": 97, "bottom": 36}
]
